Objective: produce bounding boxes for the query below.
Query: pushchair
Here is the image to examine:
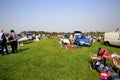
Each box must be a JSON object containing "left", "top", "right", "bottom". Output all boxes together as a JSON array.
[{"left": 90, "top": 47, "right": 113, "bottom": 71}]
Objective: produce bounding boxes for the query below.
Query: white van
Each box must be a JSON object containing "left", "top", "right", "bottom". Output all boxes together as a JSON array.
[{"left": 104, "top": 31, "right": 120, "bottom": 47}]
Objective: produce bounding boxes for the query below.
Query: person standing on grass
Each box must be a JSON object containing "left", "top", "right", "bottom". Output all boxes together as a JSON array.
[
  {"left": 0, "top": 28, "right": 9, "bottom": 55},
  {"left": 8, "top": 30, "right": 18, "bottom": 53}
]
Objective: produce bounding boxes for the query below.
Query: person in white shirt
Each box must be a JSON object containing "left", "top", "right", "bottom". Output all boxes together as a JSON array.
[{"left": 0, "top": 28, "right": 9, "bottom": 55}]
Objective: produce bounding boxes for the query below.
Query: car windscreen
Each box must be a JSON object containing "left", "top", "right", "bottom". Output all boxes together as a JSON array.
[{"left": 75, "top": 35, "right": 86, "bottom": 39}]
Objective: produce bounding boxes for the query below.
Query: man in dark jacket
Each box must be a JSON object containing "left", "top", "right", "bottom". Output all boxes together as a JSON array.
[{"left": 9, "top": 30, "right": 18, "bottom": 53}]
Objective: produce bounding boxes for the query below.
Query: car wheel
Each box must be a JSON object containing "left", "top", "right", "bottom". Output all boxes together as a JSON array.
[
  {"left": 77, "top": 43, "right": 79, "bottom": 46},
  {"left": 89, "top": 44, "right": 92, "bottom": 47},
  {"left": 104, "top": 41, "right": 110, "bottom": 46}
]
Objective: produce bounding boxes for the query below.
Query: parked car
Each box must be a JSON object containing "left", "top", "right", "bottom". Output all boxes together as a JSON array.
[
  {"left": 74, "top": 32, "right": 93, "bottom": 47},
  {"left": 17, "top": 33, "right": 33, "bottom": 42},
  {"left": 26, "top": 33, "right": 33, "bottom": 40},
  {"left": 104, "top": 31, "right": 120, "bottom": 47}
]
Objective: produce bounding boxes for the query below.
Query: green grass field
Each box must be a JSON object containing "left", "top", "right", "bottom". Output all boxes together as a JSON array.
[{"left": 0, "top": 37, "right": 120, "bottom": 80}]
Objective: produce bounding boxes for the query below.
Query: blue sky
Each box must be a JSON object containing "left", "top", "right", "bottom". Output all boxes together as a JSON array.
[{"left": 0, "top": 0, "right": 120, "bottom": 33}]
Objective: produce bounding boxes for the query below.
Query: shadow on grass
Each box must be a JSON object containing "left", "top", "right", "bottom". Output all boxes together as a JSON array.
[
  {"left": 99, "top": 42, "right": 120, "bottom": 48},
  {"left": 19, "top": 48, "right": 29, "bottom": 52},
  {"left": 18, "top": 40, "right": 33, "bottom": 44},
  {"left": 108, "top": 45, "right": 120, "bottom": 48},
  {"left": 23, "top": 41, "right": 33, "bottom": 44},
  {"left": 0, "top": 48, "right": 30, "bottom": 56}
]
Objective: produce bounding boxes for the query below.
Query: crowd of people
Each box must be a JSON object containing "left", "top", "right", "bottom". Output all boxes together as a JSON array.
[
  {"left": 0, "top": 28, "right": 18, "bottom": 55},
  {"left": 58, "top": 33, "right": 93, "bottom": 50}
]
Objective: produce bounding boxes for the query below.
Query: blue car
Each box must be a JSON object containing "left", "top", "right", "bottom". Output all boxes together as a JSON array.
[{"left": 74, "top": 33, "right": 92, "bottom": 47}]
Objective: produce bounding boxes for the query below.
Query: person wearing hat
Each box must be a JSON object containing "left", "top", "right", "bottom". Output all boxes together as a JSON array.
[{"left": 0, "top": 28, "right": 9, "bottom": 55}]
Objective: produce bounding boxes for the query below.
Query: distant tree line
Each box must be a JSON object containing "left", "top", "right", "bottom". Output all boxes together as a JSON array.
[{"left": 20, "top": 30, "right": 105, "bottom": 37}]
